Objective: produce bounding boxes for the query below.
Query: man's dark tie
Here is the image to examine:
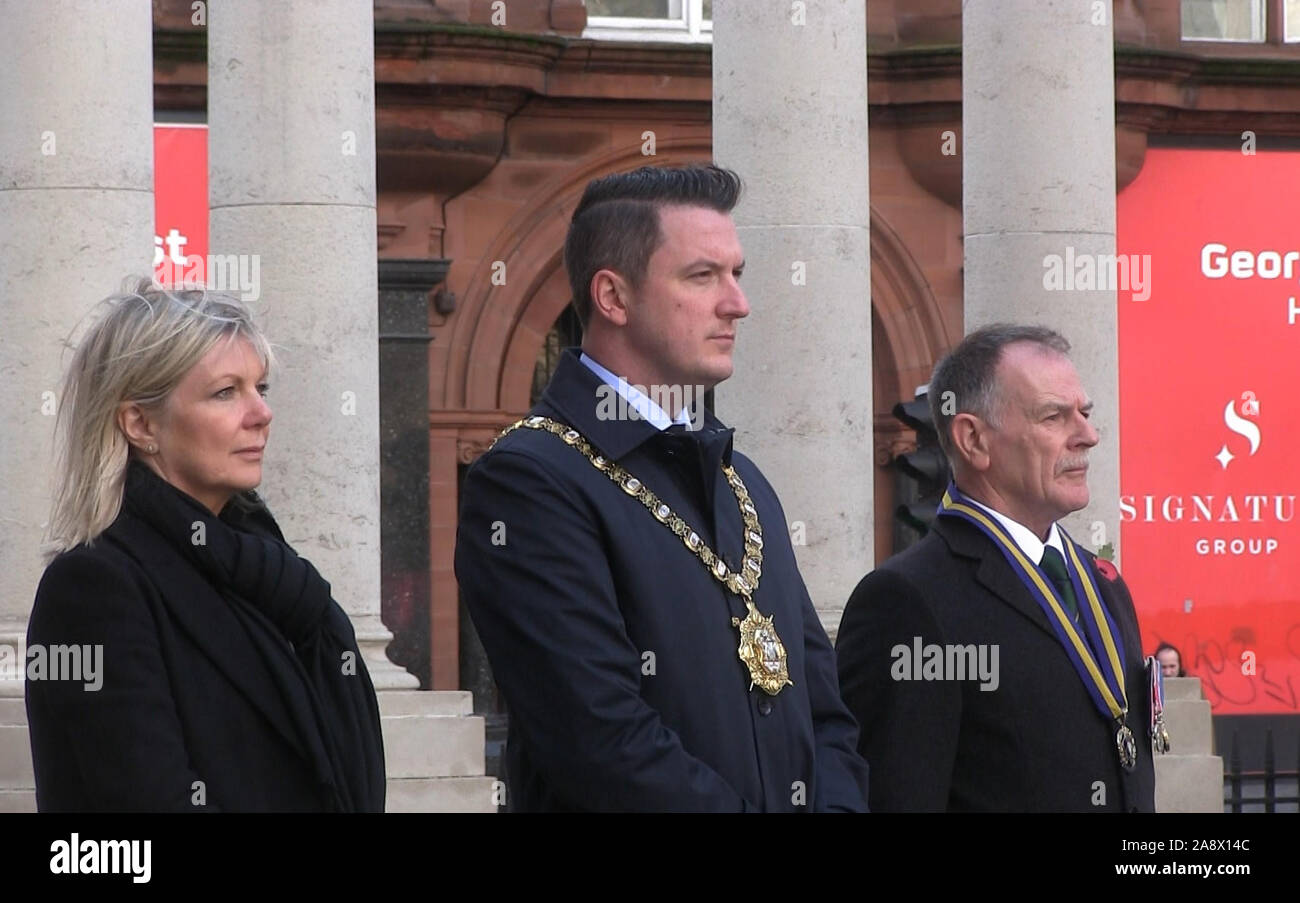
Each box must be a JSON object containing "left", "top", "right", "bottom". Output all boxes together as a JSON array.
[{"left": 1039, "top": 546, "right": 1080, "bottom": 622}]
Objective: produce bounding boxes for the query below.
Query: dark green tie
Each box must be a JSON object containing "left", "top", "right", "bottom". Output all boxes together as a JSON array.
[{"left": 1039, "top": 546, "right": 1079, "bottom": 622}]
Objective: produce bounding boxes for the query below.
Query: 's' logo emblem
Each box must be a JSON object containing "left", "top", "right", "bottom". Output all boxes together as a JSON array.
[{"left": 1216, "top": 392, "right": 1261, "bottom": 470}]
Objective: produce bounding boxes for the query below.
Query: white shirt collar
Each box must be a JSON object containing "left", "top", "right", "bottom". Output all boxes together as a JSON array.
[
  {"left": 579, "top": 352, "right": 694, "bottom": 431},
  {"left": 962, "top": 494, "right": 1064, "bottom": 565}
]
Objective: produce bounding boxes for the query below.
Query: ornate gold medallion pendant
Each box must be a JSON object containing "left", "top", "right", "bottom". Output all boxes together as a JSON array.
[{"left": 497, "top": 415, "right": 793, "bottom": 696}]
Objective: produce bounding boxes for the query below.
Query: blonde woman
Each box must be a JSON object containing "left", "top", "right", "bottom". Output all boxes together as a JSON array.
[{"left": 26, "top": 278, "right": 384, "bottom": 812}]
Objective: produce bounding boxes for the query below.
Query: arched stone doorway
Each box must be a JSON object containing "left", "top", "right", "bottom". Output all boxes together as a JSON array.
[{"left": 868, "top": 206, "right": 954, "bottom": 562}]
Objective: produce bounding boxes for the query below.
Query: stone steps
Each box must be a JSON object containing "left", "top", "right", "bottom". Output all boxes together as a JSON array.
[
  {"left": 0, "top": 687, "right": 494, "bottom": 813},
  {"left": 380, "top": 691, "right": 486, "bottom": 781},
  {"left": 387, "top": 776, "right": 498, "bottom": 813},
  {"left": 0, "top": 686, "right": 35, "bottom": 810},
  {"left": 1155, "top": 754, "right": 1224, "bottom": 813},
  {"left": 0, "top": 695, "right": 26, "bottom": 723},
  {"left": 1162, "top": 676, "right": 1204, "bottom": 701},
  {"left": 379, "top": 688, "right": 474, "bottom": 718},
  {"left": 1162, "top": 698, "right": 1213, "bottom": 756},
  {"left": 1152, "top": 677, "right": 1223, "bottom": 813},
  {"left": 0, "top": 789, "right": 35, "bottom": 813},
  {"left": 0, "top": 723, "right": 34, "bottom": 787}
]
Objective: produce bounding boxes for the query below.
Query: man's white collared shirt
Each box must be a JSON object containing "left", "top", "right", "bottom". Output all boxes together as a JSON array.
[
  {"left": 963, "top": 495, "right": 1065, "bottom": 567},
  {"left": 579, "top": 352, "right": 694, "bottom": 431}
]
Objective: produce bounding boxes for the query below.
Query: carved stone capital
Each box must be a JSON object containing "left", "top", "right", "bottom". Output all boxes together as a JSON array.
[
  {"left": 875, "top": 434, "right": 918, "bottom": 467},
  {"left": 457, "top": 437, "right": 494, "bottom": 465}
]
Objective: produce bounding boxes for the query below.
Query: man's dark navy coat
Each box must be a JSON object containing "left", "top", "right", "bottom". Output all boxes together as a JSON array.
[
  {"left": 836, "top": 513, "right": 1157, "bottom": 812},
  {"left": 455, "top": 349, "right": 869, "bottom": 811}
]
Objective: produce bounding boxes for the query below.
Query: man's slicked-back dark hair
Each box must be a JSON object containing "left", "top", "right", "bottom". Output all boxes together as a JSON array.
[
  {"left": 563, "top": 164, "right": 742, "bottom": 326},
  {"left": 928, "top": 323, "right": 1072, "bottom": 462}
]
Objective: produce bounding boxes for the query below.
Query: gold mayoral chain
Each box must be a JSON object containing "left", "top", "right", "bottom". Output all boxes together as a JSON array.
[{"left": 495, "top": 415, "right": 794, "bottom": 696}]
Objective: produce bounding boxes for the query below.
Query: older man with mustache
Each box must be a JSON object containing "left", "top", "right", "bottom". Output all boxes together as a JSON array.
[{"left": 836, "top": 324, "right": 1157, "bottom": 812}]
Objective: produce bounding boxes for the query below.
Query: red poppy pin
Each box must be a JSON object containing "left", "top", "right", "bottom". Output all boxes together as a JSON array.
[{"left": 1094, "top": 558, "right": 1119, "bottom": 582}]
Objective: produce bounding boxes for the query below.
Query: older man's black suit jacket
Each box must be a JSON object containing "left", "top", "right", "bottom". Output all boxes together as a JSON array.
[
  {"left": 455, "top": 349, "right": 869, "bottom": 811},
  {"left": 836, "top": 514, "right": 1157, "bottom": 812}
]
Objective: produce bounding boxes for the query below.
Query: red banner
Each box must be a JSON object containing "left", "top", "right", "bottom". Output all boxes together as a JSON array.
[
  {"left": 153, "top": 125, "right": 207, "bottom": 278},
  {"left": 1119, "top": 147, "right": 1300, "bottom": 715}
]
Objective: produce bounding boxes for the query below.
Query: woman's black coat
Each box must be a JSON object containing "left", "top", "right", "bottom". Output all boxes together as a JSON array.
[{"left": 25, "top": 460, "right": 386, "bottom": 812}]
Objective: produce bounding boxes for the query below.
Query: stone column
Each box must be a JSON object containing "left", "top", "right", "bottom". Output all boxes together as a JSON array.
[
  {"left": 0, "top": 0, "right": 154, "bottom": 809},
  {"left": 208, "top": 1, "right": 415, "bottom": 688},
  {"left": 963, "top": 0, "right": 1121, "bottom": 560},
  {"left": 0, "top": 0, "right": 154, "bottom": 675},
  {"left": 712, "top": 1, "right": 874, "bottom": 637}
]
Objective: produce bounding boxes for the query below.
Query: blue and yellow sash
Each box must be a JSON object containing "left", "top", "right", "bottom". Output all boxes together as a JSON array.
[{"left": 937, "top": 484, "right": 1129, "bottom": 728}]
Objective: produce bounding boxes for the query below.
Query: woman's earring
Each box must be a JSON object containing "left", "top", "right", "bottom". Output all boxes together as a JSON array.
[{"left": 147, "top": 444, "right": 157, "bottom": 454}]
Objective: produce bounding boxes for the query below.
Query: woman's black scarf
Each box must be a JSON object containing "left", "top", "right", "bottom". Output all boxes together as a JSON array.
[{"left": 122, "top": 458, "right": 386, "bottom": 812}]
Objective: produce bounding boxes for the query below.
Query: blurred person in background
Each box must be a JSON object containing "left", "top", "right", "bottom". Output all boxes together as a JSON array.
[{"left": 1155, "top": 642, "right": 1187, "bottom": 678}]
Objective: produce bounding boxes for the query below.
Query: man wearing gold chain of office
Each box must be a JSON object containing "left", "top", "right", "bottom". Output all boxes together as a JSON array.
[{"left": 455, "top": 165, "right": 870, "bottom": 811}]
